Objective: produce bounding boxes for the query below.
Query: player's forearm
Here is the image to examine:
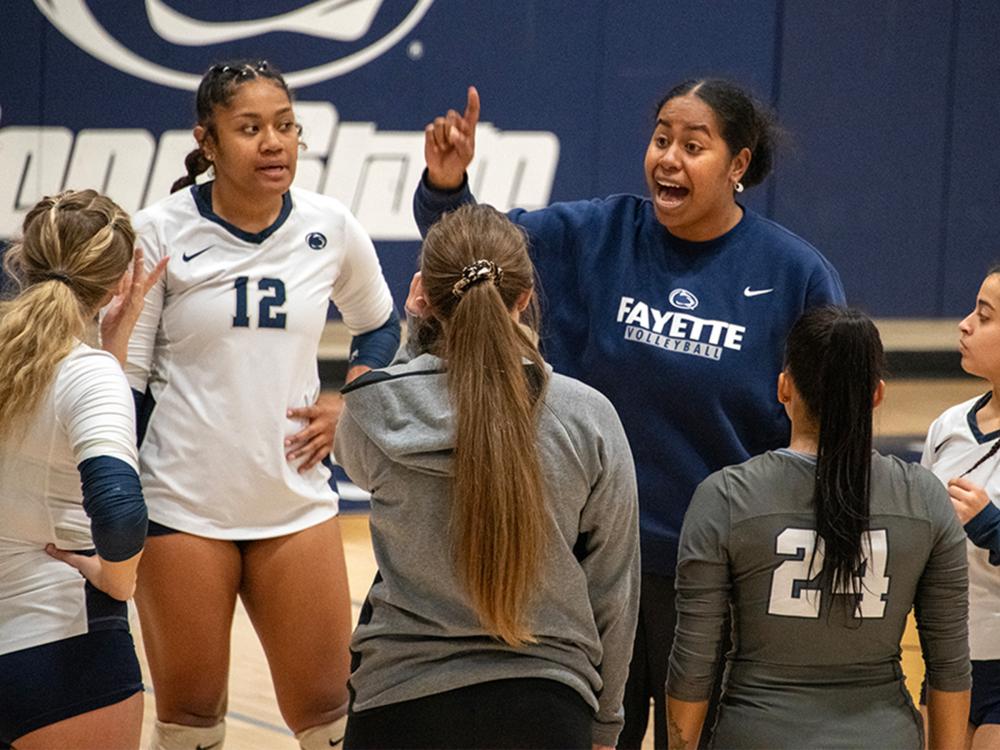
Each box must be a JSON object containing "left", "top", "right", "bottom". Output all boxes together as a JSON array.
[
  {"left": 666, "top": 696, "right": 707, "bottom": 750},
  {"left": 926, "top": 687, "right": 971, "bottom": 750},
  {"left": 97, "top": 552, "right": 143, "bottom": 601}
]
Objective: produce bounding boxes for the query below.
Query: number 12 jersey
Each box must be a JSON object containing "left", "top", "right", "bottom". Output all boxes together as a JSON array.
[{"left": 126, "top": 184, "right": 394, "bottom": 539}]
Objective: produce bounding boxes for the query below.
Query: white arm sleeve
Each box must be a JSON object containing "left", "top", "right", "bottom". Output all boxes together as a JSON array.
[
  {"left": 56, "top": 349, "right": 139, "bottom": 470},
  {"left": 921, "top": 418, "right": 941, "bottom": 470},
  {"left": 331, "top": 211, "right": 394, "bottom": 336},
  {"left": 124, "top": 214, "right": 166, "bottom": 392}
]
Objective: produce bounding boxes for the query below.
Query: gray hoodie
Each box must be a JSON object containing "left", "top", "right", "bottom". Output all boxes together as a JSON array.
[{"left": 335, "top": 353, "right": 639, "bottom": 746}]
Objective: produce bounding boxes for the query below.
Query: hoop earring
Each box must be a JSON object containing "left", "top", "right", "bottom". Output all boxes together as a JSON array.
[{"left": 734, "top": 181, "right": 744, "bottom": 193}]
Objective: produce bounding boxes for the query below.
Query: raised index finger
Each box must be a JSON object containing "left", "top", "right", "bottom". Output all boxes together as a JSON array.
[{"left": 464, "top": 86, "right": 480, "bottom": 127}]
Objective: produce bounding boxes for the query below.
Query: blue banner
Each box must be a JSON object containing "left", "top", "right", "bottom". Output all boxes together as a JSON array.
[{"left": 4, "top": 1, "right": 999, "bottom": 316}]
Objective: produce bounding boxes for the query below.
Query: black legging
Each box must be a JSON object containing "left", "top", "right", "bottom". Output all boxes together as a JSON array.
[{"left": 344, "top": 677, "right": 592, "bottom": 749}]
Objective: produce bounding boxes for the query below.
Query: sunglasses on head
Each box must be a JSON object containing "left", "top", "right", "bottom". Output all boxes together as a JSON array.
[{"left": 211, "top": 61, "right": 270, "bottom": 79}]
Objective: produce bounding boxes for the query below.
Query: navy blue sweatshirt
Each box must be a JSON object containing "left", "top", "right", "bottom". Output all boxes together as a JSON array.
[{"left": 414, "top": 176, "right": 845, "bottom": 574}]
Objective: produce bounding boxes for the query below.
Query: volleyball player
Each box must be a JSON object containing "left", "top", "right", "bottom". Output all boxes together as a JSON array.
[
  {"left": 0, "top": 190, "right": 164, "bottom": 749},
  {"left": 668, "top": 307, "right": 970, "bottom": 749},
  {"left": 922, "top": 266, "right": 1000, "bottom": 748},
  {"left": 336, "top": 204, "right": 639, "bottom": 750},
  {"left": 126, "top": 60, "right": 399, "bottom": 750}
]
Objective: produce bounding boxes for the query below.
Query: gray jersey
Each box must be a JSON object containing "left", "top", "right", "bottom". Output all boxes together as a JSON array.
[{"left": 668, "top": 449, "right": 970, "bottom": 749}]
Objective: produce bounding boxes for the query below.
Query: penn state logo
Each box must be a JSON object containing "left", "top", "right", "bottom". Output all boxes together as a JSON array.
[
  {"left": 306, "top": 232, "right": 327, "bottom": 250},
  {"left": 33, "top": 1, "right": 435, "bottom": 90},
  {"left": 668, "top": 288, "right": 698, "bottom": 310}
]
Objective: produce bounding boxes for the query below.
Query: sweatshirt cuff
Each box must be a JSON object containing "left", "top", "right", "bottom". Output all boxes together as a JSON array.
[
  {"left": 420, "top": 167, "right": 468, "bottom": 195},
  {"left": 417, "top": 169, "right": 473, "bottom": 212},
  {"left": 591, "top": 718, "right": 623, "bottom": 748},
  {"left": 964, "top": 502, "right": 1000, "bottom": 565}
]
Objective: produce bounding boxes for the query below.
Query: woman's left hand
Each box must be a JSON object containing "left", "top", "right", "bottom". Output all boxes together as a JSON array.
[
  {"left": 101, "top": 247, "right": 168, "bottom": 366},
  {"left": 947, "top": 476, "right": 992, "bottom": 525},
  {"left": 45, "top": 544, "right": 102, "bottom": 583},
  {"left": 285, "top": 365, "right": 371, "bottom": 472},
  {"left": 286, "top": 392, "right": 344, "bottom": 472}
]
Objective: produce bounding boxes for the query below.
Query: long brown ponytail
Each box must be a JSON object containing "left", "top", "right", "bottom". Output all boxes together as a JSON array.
[
  {"left": 0, "top": 190, "right": 135, "bottom": 434},
  {"left": 420, "top": 204, "right": 548, "bottom": 646}
]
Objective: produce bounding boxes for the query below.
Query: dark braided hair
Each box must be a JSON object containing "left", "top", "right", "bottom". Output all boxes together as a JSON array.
[
  {"left": 656, "top": 79, "right": 781, "bottom": 188},
  {"left": 170, "top": 60, "right": 296, "bottom": 193},
  {"left": 962, "top": 440, "right": 1000, "bottom": 477}
]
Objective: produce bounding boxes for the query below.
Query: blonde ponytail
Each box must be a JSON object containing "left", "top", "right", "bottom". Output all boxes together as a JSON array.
[
  {"left": 0, "top": 190, "right": 134, "bottom": 434},
  {"left": 420, "top": 204, "right": 548, "bottom": 646}
]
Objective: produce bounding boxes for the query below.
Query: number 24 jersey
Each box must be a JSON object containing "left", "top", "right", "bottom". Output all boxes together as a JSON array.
[{"left": 668, "top": 450, "right": 970, "bottom": 747}]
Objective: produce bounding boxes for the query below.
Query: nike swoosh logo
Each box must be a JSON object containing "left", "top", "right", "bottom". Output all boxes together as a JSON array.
[
  {"left": 196, "top": 743, "right": 221, "bottom": 750},
  {"left": 146, "top": 0, "right": 384, "bottom": 45},
  {"left": 330, "top": 739, "right": 344, "bottom": 747},
  {"left": 182, "top": 246, "right": 213, "bottom": 262},
  {"left": 743, "top": 287, "right": 774, "bottom": 297}
]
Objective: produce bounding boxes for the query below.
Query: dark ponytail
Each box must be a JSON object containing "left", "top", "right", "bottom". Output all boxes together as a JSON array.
[
  {"left": 171, "top": 59, "right": 296, "bottom": 194},
  {"left": 657, "top": 78, "right": 781, "bottom": 187},
  {"left": 962, "top": 440, "right": 1000, "bottom": 477},
  {"left": 170, "top": 148, "right": 213, "bottom": 193},
  {"left": 784, "top": 307, "right": 886, "bottom": 608}
]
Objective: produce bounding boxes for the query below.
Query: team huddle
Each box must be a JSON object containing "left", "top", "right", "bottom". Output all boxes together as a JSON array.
[{"left": 0, "top": 59, "right": 996, "bottom": 750}]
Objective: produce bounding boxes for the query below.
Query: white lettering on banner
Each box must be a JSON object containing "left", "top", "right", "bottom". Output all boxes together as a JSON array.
[
  {"left": 64, "top": 130, "right": 156, "bottom": 215},
  {"left": 0, "top": 127, "right": 73, "bottom": 235},
  {"left": 0, "top": 104, "right": 559, "bottom": 240},
  {"left": 617, "top": 296, "right": 746, "bottom": 360}
]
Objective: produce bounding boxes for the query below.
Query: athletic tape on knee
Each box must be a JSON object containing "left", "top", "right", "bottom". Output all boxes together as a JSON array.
[
  {"left": 295, "top": 716, "right": 347, "bottom": 750},
  {"left": 148, "top": 719, "right": 225, "bottom": 750}
]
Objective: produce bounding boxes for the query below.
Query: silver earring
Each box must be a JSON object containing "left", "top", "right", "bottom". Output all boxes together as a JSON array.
[{"left": 734, "top": 181, "right": 744, "bottom": 193}]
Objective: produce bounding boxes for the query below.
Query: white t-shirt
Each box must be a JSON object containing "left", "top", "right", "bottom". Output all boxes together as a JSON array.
[
  {"left": 0, "top": 344, "right": 137, "bottom": 655},
  {"left": 922, "top": 392, "right": 1000, "bottom": 660},
  {"left": 127, "top": 184, "right": 393, "bottom": 538}
]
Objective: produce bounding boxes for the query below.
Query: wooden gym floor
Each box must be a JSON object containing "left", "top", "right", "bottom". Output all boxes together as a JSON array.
[{"left": 130, "top": 319, "right": 985, "bottom": 748}]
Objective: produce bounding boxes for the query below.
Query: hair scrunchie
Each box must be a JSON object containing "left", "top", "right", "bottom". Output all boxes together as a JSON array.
[
  {"left": 452, "top": 259, "right": 503, "bottom": 298},
  {"left": 39, "top": 271, "right": 74, "bottom": 287}
]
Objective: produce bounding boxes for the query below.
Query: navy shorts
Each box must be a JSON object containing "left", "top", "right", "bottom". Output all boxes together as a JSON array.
[
  {"left": 0, "top": 629, "right": 143, "bottom": 747},
  {"left": 920, "top": 659, "right": 1000, "bottom": 726},
  {"left": 970, "top": 660, "right": 1000, "bottom": 726},
  {"left": 147, "top": 519, "right": 180, "bottom": 536},
  {"left": 147, "top": 519, "right": 257, "bottom": 551}
]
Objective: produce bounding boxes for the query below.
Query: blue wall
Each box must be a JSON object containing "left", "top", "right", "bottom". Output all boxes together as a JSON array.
[{"left": 3, "top": 0, "right": 998, "bottom": 317}]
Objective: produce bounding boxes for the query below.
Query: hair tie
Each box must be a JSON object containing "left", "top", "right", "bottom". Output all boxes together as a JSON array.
[
  {"left": 40, "top": 271, "right": 74, "bottom": 288},
  {"left": 452, "top": 259, "right": 503, "bottom": 298}
]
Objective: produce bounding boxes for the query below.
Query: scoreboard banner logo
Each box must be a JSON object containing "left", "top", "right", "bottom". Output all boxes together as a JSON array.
[{"left": 32, "top": 0, "right": 435, "bottom": 90}]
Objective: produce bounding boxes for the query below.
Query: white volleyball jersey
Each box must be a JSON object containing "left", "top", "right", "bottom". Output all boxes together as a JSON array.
[
  {"left": 922, "top": 392, "right": 1000, "bottom": 660},
  {"left": 127, "top": 184, "right": 393, "bottom": 539},
  {"left": 0, "top": 344, "right": 138, "bottom": 655}
]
